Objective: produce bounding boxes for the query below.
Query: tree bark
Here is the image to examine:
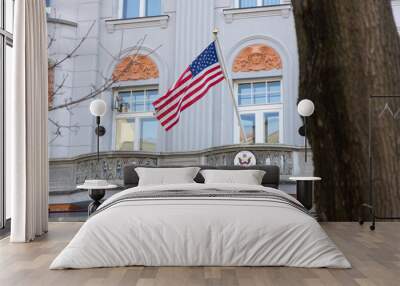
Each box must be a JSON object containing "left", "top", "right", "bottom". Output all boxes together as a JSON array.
[{"left": 291, "top": 0, "right": 400, "bottom": 220}]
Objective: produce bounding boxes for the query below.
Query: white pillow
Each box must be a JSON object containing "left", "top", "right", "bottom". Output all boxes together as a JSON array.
[
  {"left": 135, "top": 167, "right": 200, "bottom": 186},
  {"left": 200, "top": 169, "right": 265, "bottom": 185}
]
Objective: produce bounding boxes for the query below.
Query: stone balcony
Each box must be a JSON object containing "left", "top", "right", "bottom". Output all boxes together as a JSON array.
[{"left": 49, "top": 144, "right": 313, "bottom": 208}]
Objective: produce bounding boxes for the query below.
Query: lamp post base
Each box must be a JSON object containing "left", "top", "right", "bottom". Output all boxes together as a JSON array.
[
  {"left": 87, "top": 189, "right": 105, "bottom": 216},
  {"left": 296, "top": 180, "right": 313, "bottom": 209},
  {"left": 290, "top": 177, "right": 321, "bottom": 220}
]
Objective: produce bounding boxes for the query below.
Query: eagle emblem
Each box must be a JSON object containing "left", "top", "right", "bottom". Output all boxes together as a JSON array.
[{"left": 234, "top": 151, "right": 256, "bottom": 166}]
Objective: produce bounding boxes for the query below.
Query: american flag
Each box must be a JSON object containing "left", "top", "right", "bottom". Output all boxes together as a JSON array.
[{"left": 152, "top": 42, "right": 225, "bottom": 131}]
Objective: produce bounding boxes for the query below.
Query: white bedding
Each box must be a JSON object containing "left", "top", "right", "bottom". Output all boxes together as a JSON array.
[{"left": 50, "top": 183, "right": 351, "bottom": 269}]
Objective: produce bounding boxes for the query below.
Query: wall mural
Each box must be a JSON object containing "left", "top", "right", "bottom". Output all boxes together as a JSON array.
[{"left": 367, "top": 97, "right": 400, "bottom": 219}]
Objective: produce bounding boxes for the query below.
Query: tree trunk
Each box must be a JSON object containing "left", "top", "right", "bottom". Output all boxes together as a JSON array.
[{"left": 291, "top": 0, "right": 400, "bottom": 220}]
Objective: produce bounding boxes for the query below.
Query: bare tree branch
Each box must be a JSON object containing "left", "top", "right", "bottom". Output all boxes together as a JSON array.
[
  {"left": 47, "top": 11, "right": 59, "bottom": 49},
  {"left": 50, "top": 73, "right": 69, "bottom": 98},
  {"left": 48, "top": 34, "right": 56, "bottom": 49},
  {"left": 48, "top": 35, "right": 162, "bottom": 111},
  {"left": 48, "top": 118, "right": 80, "bottom": 144},
  {"left": 47, "top": 24, "right": 162, "bottom": 142},
  {"left": 49, "top": 20, "right": 96, "bottom": 70}
]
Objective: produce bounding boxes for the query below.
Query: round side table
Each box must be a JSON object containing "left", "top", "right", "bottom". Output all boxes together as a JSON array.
[
  {"left": 77, "top": 184, "right": 118, "bottom": 215},
  {"left": 289, "top": 176, "right": 321, "bottom": 219}
]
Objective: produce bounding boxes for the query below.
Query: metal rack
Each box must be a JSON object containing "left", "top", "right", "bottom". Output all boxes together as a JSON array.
[{"left": 359, "top": 96, "right": 400, "bottom": 230}]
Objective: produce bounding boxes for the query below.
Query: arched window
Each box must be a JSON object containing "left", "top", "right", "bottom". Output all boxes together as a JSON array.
[
  {"left": 112, "top": 54, "right": 160, "bottom": 152},
  {"left": 232, "top": 44, "right": 283, "bottom": 144}
]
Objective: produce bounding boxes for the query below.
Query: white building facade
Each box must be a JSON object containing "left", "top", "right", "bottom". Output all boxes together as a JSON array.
[{"left": 47, "top": 0, "right": 302, "bottom": 156}]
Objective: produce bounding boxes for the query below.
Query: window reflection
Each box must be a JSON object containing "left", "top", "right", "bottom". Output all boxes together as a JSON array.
[
  {"left": 123, "top": 0, "right": 161, "bottom": 18},
  {"left": 146, "top": 0, "right": 161, "bottom": 16},
  {"left": 116, "top": 118, "right": 135, "bottom": 151},
  {"left": 123, "top": 0, "right": 140, "bottom": 18},
  {"left": 240, "top": 114, "right": 256, "bottom": 144},
  {"left": 263, "top": 0, "right": 280, "bottom": 6},
  {"left": 264, "top": 112, "right": 279, "bottom": 143},
  {"left": 239, "top": 0, "right": 257, "bottom": 8},
  {"left": 140, "top": 118, "right": 158, "bottom": 151}
]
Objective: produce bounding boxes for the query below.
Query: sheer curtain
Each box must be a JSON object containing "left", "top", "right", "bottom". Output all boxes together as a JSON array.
[{"left": 9, "top": 0, "right": 49, "bottom": 242}]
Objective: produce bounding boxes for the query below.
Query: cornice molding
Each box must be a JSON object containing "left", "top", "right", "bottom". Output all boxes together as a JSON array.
[
  {"left": 46, "top": 17, "right": 78, "bottom": 28},
  {"left": 223, "top": 4, "right": 291, "bottom": 23},
  {"left": 392, "top": 0, "right": 400, "bottom": 7},
  {"left": 49, "top": 143, "right": 307, "bottom": 163},
  {"left": 105, "top": 15, "right": 169, "bottom": 32}
]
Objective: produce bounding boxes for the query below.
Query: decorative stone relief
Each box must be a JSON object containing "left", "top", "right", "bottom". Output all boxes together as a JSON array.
[
  {"left": 232, "top": 44, "right": 282, "bottom": 72},
  {"left": 112, "top": 54, "right": 159, "bottom": 81},
  {"left": 75, "top": 157, "right": 157, "bottom": 185}
]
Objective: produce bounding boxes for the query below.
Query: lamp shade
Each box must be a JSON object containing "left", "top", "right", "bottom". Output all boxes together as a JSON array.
[
  {"left": 90, "top": 99, "right": 107, "bottom": 117},
  {"left": 297, "top": 99, "right": 315, "bottom": 117}
]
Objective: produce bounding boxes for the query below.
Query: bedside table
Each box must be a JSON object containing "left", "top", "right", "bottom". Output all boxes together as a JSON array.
[
  {"left": 77, "top": 183, "right": 118, "bottom": 215},
  {"left": 289, "top": 176, "right": 321, "bottom": 219}
]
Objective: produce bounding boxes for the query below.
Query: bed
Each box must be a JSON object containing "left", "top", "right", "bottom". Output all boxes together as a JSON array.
[{"left": 50, "top": 165, "right": 350, "bottom": 269}]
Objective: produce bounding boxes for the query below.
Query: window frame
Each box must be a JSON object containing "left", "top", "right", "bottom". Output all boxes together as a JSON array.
[
  {"left": 234, "top": 77, "right": 284, "bottom": 144},
  {"left": 112, "top": 85, "right": 159, "bottom": 152},
  {"left": 237, "top": 78, "right": 282, "bottom": 106},
  {"left": 115, "top": 87, "right": 157, "bottom": 114},
  {"left": 0, "top": 0, "right": 13, "bottom": 229},
  {"left": 119, "top": 0, "right": 161, "bottom": 19},
  {"left": 235, "top": 0, "right": 280, "bottom": 8}
]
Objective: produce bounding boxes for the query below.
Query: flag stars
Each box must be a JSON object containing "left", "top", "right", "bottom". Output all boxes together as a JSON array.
[{"left": 189, "top": 42, "right": 219, "bottom": 77}]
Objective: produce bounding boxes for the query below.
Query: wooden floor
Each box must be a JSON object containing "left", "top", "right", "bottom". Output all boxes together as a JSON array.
[{"left": 0, "top": 222, "right": 399, "bottom": 286}]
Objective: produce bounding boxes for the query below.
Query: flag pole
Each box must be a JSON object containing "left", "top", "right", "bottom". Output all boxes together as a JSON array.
[{"left": 212, "top": 29, "right": 248, "bottom": 144}]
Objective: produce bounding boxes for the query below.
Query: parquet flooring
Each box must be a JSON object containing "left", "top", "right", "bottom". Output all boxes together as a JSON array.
[{"left": 0, "top": 222, "right": 399, "bottom": 286}]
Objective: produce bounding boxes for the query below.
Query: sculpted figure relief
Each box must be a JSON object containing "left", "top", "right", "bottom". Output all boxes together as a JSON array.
[
  {"left": 113, "top": 54, "right": 159, "bottom": 81},
  {"left": 233, "top": 44, "right": 282, "bottom": 72}
]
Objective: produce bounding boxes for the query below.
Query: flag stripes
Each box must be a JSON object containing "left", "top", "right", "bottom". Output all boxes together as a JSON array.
[
  {"left": 153, "top": 42, "right": 224, "bottom": 131},
  {"left": 163, "top": 73, "right": 224, "bottom": 131}
]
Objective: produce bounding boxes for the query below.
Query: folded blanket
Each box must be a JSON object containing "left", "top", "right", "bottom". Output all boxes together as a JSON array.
[{"left": 93, "top": 188, "right": 310, "bottom": 217}]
